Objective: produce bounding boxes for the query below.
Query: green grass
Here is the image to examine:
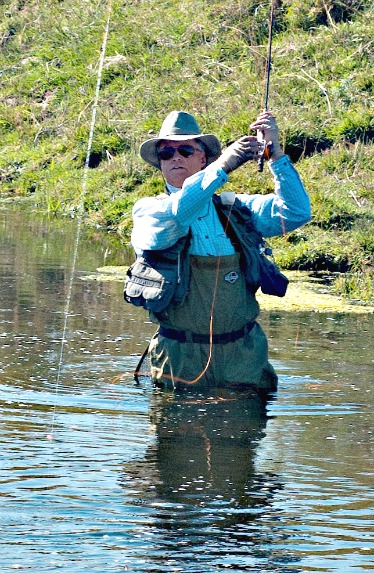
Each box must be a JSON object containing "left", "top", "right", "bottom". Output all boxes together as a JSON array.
[{"left": 0, "top": 0, "right": 373, "bottom": 304}]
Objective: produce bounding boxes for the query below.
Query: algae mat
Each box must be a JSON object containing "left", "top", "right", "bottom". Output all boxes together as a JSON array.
[
  {"left": 256, "top": 271, "right": 373, "bottom": 314},
  {"left": 82, "top": 267, "right": 373, "bottom": 314}
]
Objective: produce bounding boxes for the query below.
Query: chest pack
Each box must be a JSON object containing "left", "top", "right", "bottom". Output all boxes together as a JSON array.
[
  {"left": 124, "top": 194, "right": 288, "bottom": 312},
  {"left": 124, "top": 230, "right": 191, "bottom": 313}
]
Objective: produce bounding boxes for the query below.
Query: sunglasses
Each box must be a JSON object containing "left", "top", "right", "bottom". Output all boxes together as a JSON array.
[{"left": 157, "top": 144, "right": 202, "bottom": 161}]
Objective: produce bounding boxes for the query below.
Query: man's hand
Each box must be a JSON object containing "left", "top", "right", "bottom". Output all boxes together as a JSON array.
[
  {"left": 213, "top": 135, "right": 264, "bottom": 174},
  {"left": 249, "top": 111, "right": 284, "bottom": 161}
]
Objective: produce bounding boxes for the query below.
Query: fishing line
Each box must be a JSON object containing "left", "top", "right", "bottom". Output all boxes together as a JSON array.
[
  {"left": 47, "top": 0, "right": 113, "bottom": 440},
  {"left": 179, "top": 205, "right": 235, "bottom": 386}
]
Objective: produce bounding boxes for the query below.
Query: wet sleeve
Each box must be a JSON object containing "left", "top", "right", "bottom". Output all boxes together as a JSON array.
[{"left": 131, "top": 166, "right": 228, "bottom": 251}]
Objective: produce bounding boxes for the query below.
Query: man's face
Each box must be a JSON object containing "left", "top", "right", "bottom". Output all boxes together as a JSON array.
[{"left": 158, "top": 139, "right": 207, "bottom": 188}]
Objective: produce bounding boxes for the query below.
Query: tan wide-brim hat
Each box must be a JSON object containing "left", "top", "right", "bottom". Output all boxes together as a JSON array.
[{"left": 140, "top": 110, "right": 221, "bottom": 169}]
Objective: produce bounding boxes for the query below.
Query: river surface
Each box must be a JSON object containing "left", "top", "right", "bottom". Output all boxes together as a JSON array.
[{"left": 0, "top": 205, "right": 373, "bottom": 572}]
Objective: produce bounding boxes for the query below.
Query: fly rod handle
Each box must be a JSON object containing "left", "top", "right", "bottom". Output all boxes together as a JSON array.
[
  {"left": 257, "top": 128, "right": 265, "bottom": 172},
  {"left": 258, "top": 155, "right": 265, "bottom": 173},
  {"left": 257, "top": 130, "right": 274, "bottom": 172}
]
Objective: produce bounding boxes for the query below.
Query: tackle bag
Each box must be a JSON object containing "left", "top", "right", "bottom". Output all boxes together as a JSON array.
[
  {"left": 258, "top": 247, "right": 289, "bottom": 297},
  {"left": 124, "top": 232, "right": 191, "bottom": 313}
]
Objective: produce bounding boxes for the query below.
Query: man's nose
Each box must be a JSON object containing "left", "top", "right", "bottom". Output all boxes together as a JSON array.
[{"left": 172, "top": 149, "right": 184, "bottom": 158}]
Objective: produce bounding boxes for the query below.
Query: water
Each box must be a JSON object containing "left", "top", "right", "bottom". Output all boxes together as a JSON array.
[{"left": 0, "top": 205, "right": 373, "bottom": 572}]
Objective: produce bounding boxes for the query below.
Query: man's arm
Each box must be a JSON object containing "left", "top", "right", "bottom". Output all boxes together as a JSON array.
[
  {"left": 131, "top": 166, "right": 228, "bottom": 252},
  {"left": 238, "top": 155, "right": 311, "bottom": 238}
]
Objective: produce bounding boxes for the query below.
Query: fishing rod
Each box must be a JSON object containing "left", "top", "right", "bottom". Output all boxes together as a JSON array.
[{"left": 257, "top": 0, "right": 276, "bottom": 172}]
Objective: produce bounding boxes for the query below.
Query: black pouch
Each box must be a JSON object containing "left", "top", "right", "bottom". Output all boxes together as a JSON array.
[
  {"left": 259, "top": 255, "right": 289, "bottom": 297},
  {"left": 124, "top": 232, "right": 191, "bottom": 313},
  {"left": 124, "top": 257, "right": 177, "bottom": 312}
]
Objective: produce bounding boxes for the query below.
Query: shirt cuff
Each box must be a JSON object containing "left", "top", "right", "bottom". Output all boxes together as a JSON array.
[
  {"left": 268, "top": 154, "right": 293, "bottom": 175},
  {"left": 201, "top": 164, "right": 228, "bottom": 190}
]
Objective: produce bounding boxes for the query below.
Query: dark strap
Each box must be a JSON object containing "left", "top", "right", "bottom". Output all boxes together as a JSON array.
[
  {"left": 212, "top": 195, "right": 240, "bottom": 250},
  {"left": 158, "top": 321, "right": 255, "bottom": 345}
]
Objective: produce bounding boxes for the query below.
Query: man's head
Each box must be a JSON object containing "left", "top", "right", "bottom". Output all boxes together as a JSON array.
[
  {"left": 156, "top": 139, "right": 207, "bottom": 188},
  {"left": 139, "top": 111, "right": 221, "bottom": 186}
]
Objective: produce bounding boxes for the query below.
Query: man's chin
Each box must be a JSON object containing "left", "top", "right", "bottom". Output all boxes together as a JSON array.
[{"left": 168, "top": 171, "right": 187, "bottom": 187}]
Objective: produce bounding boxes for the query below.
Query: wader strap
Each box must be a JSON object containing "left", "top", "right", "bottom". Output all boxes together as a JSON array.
[{"left": 158, "top": 321, "right": 255, "bottom": 345}]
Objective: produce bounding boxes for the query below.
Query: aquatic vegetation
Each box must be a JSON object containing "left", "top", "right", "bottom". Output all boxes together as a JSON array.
[{"left": 81, "top": 266, "right": 373, "bottom": 314}]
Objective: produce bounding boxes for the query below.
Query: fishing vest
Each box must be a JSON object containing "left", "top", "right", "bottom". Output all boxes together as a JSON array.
[
  {"left": 124, "top": 194, "right": 288, "bottom": 313},
  {"left": 212, "top": 195, "right": 289, "bottom": 297}
]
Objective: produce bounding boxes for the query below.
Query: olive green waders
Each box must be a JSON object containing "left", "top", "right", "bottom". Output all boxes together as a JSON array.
[{"left": 149, "top": 254, "right": 277, "bottom": 394}]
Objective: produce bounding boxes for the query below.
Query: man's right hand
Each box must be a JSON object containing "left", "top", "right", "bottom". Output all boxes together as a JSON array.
[{"left": 213, "top": 136, "right": 264, "bottom": 174}]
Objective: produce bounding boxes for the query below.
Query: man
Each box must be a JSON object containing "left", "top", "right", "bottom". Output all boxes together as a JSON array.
[{"left": 128, "top": 110, "right": 311, "bottom": 398}]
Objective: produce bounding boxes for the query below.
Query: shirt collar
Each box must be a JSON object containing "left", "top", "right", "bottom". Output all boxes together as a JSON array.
[{"left": 166, "top": 183, "right": 181, "bottom": 194}]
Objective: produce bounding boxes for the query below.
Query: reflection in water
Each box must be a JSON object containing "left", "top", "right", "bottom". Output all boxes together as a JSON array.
[
  {"left": 0, "top": 206, "right": 373, "bottom": 572},
  {"left": 121, "top": 390, "right": 303, "bottom": 571}
]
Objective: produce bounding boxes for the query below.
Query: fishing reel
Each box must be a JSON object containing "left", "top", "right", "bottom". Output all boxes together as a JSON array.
[{"left": 257, "top": 137, "right": 274, "bottom": 172}]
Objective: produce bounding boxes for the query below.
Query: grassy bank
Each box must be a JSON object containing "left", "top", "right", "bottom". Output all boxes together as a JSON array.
[{"left": 0, "top": 0, "right": 373, "bottom": 304}]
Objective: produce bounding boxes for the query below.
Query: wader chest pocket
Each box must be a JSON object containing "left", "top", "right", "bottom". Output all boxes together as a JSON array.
[{"left": 124, "top": 259, "right": 176, "bottom": 312}]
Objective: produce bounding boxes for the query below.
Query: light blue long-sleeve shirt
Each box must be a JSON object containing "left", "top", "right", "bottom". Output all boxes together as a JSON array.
[{"left": 131, "top": 155, "right": 311, "bottom": 256}]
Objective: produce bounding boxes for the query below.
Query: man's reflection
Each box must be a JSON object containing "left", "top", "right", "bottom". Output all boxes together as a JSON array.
[
  {"left": 148, "top": 390, "right": 271, "bottom": 507},
  {"left": 122, "top": 389, "right": 280, "bottom": 521},
  {"left": 120, "top": 389, "right": 304, "bottom": 571}
]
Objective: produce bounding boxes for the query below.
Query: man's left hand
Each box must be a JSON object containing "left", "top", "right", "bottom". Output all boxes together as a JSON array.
[{"left": 249, "top": 111, "right": 284, "bottom": 161}]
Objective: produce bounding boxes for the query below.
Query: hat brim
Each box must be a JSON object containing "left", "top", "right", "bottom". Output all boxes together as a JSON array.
[{"left": 140, "top": 134, "right": 221, "bottom": 169}]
